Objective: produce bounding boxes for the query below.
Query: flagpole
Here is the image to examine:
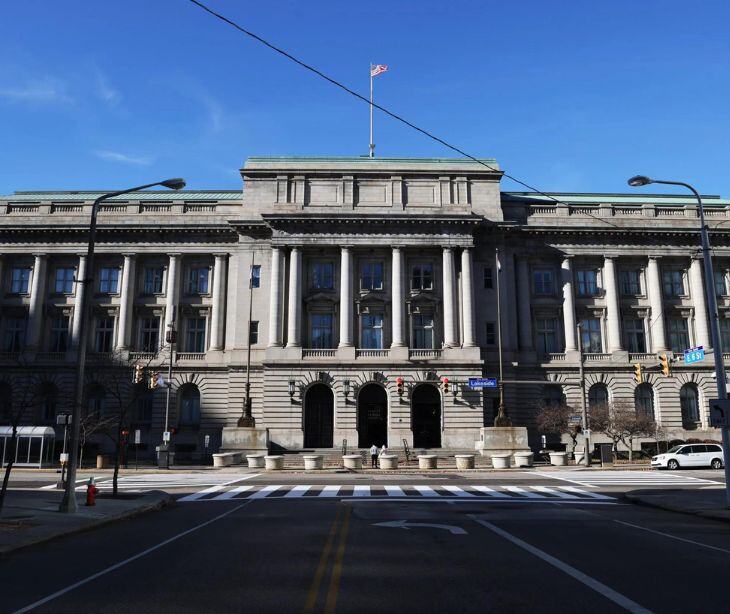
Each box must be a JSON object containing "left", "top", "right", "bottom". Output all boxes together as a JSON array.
[
  {"left": 495, "top": 247, "right": 509, "bottom": 426},
  {"left": 369, "top": 63, "right": 374, "bottom": 158}
]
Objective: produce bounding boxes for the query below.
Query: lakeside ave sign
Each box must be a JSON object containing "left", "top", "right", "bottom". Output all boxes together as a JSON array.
[{"left": 468, "top": 378, "right": 498, "bottom": 390}]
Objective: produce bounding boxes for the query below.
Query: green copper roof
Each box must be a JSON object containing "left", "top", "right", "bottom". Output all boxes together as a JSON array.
[
  {"left": 1, "top": 190, "right": 242, "bottom": 202},
  {"left": 503, "top": 191, "right": 730, "bottom": 206}
]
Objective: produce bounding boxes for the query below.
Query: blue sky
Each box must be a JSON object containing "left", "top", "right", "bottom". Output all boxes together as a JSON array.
[{"left": 1, "top": 0, "right": 728, "bottom": 196}]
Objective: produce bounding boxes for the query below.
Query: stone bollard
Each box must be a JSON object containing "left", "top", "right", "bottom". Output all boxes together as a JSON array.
[
  {"left": 303, "top": 455, "right": 324, "bottom": 470},
  {"left": 342, "top": 454, "right": 363, "bottom": 470},
  {"left": 491, "top": 453, "right": 512, "bottom": 469},
  {"left": 379, "top": 454, "right": 399, "bottom": 470},
  {"left": 549, "top": 451, "right": 569, "bottom": 467},
  {"left": 264, "top": 455, "right": 284, "bottom": 470},
  {"left": 96, "top": 454, "right": 108, "bottom": 470},
  {"left": 418, "top": 454, "right": 438, "bottom": 470},
  {"left": 513, "top": 452, "right": 534, "bottom": 468},
  {"left": 246, "top": 454, "right": 266, "bottom": 468},
  {"left": 213, "top": 453, "right": 232, "bottom": 468},
  {"left": 455, "top": 454, "right": 475, "bottom": 470}
]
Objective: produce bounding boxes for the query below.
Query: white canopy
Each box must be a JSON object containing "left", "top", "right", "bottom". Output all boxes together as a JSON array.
[{"left": 0, "top": 426, "right": 56, "bottom": 437}]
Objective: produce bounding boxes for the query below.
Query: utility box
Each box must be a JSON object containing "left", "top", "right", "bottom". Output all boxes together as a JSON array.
[
  {"left": 156, "top": 444, "right": 175, "bottom": 469},
  {"left": 598, "top": 443, "right": 614, "bottom": 466}
]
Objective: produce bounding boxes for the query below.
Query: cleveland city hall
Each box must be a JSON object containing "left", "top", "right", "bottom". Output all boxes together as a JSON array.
[{"left": 0, "top": 156, "right": 726, "bottom": 460}]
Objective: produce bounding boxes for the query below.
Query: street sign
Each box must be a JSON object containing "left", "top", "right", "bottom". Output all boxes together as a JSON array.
[
  {"left": 59, "top": 453, "right": 69, "bottom": 464},
  {"left": 684, "top": 346, "right": 705, "bottom": 365},
  {"left": 468, "top": 377, "right": 498, "bottom": 389},
  {"left": 710, "top": 399, "right": 730, "bottom": 427},
  {"left": 568, "top": 414, "right": 582, "bottom": 424},
  {"left": 163, "top": 431, "right": 171, "bottom": 442},
  {"left": 134, "top": 429, "right": 141, "bottom": 445},
  {"left": 56, "top": 414, "right": 70, "bottom": 425},
  {"left": 204, "top": 434, "right": 210, "bottom": 448}
]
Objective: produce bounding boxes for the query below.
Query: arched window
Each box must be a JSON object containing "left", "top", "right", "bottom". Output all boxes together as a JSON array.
[
  {"left": 179, "top": 385, "right": 201, "bottom": 426},
  {"left": 588, "top": 384, "right": 609, "bottom": 410},
  {"left": 0, "top": 382, "right": 12, "bottom": 422},
  {"left": 86, "top": 385, "right": 107, "bottom": 417},
  {"left": 543, "top": 386, "right": 565, "bottom": 407},
  {"left": 680, "top": 383, "right": 700, "bottom": 427},
  {"left": 39, "top": 383, "right": 58, "bottom": 424},
  {"left": 634, "top": 383, "right": 654, "bottom": 418}
]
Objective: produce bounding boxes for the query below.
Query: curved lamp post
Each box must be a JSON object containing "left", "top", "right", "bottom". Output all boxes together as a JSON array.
[
  {"left": 628, "top": 175, "right": 730, "bottom": 506},
  {"left": 59, "top": 178, "right": 186, "bottom": 513}
]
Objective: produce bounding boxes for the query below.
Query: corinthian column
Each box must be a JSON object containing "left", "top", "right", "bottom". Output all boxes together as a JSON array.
[
  {"left": 286, "top": 247, "right": 302, "bottom": 348},
  {"left": 27, "top": 253, "right": 47, "bottom": 348},
  {"left": 391, "top": 247, "right": 405, "bottom": 347},
  {"left": 209, "top": 254, "right": 227, "bottom": 351},
  {"left": 70, "top": 255, "right": 87, "bottom": 349},
  {"left": 689, "top": 257, "right": 711, "bottom": 349},
  {"left": 646, "top": 256, "right": 668, "bottom": 352},
  {"left": 603, "top": 256, "right": 623, "bottom": 353},
  {"left": 461, "top": 247, "right": 476, "bottom": 347},
  {"left": 442, "top": 247, "right": 457, "bottom": 348},
  {"left": 116, "top": 254, "right": 136, "bottom": 350},
  {"left": 163, "top": 254, "right": 181, "bottom": 349},
  {"left": 561, "top": 256, "right": 577, "bottom": 352},
  {"left": 268, "top": 247, "right": 284, "bottom": 347},
  {"left": 339, "top": 246, "right": 353, "bottom": 347}
]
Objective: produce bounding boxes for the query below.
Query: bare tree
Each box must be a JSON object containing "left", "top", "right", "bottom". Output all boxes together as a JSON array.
[
  {"left": 592, "top": 401, "right": 657, "bottom": 461},
  {"left": 535, "top": 401, "right": 580, "bottom": 456},
  {"left": 589, "top": 403, "right": 622, "bottom": 459}
]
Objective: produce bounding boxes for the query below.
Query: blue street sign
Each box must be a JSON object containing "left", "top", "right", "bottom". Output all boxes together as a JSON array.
[
  {"left": 684, "top": 346, "right": 705, "bottom": 365},
  {"left": 469, "top": 377, "right": 498, "bottom": 389}
]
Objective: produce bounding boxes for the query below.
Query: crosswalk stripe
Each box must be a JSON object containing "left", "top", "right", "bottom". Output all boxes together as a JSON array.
[
  {"left": 503, "top": 486, "right": 543, "bottom": 499},
  {"left": 319, "top": 485, "right": 341, "bottom": 497},
  {"left": 213, "top": 485, "right": 253, "bottom": 501},
  {"left": 413, "top": 485, "right": 439, "bottom": 497},
  {"left": 353, "top": 485, "right": 370, "bottom": 497},
  {"left": 442, "top": 486, "right": 475, "bottom": 497},
  {"left": 285, "top": 485, "right": 312, "bottom": 498},
  {"left": 250, "top": 485, "right": 282, "bottom": 499},
  {"left": 530, "top": 486, "right": 579, "bottom": 499},
  {"left": 559, "top": 486, "right": 614, "bottom": 500},
  {"left": 470, "top": 485, "right": 510, "bottom": 498},
  {"left": 385, "top": 486, "right": 405, "bottom": 497}
]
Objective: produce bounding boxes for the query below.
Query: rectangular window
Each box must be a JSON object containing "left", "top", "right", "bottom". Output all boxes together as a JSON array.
[
  {"left": 720, "top": 320, "right": 730, "bottom": 351},
  {"left": 143, "top": 267, "right": 165, "bottom": 294},
  {"left": 49, "top": 316, "right": 70, "bottom": 352},
  {"left": 361, "top": 262, "right": 384, "bottom": 291},
  {"left": 535, "top": 318, "right": 558, "bottom": 354},
  {"left": 2, "top": 317, "right": 26, "bottom": 352},
  {"left": 662, "top": 270, "right": 685, "bottom": 297},
  {"left": 715, "top": 270, "right": 727, "bottom": 297},
  {"left": 532, "top": 269, "right": 554, "bottom": 295},
  {"left": 624, "top": 318, "right": 646, "bottom": 353},
  {"left": 249, "top": 321, "right": 259, "bottom": 345},
  {"left": 186, "top": 267, "right": 210, "bottom": 294},
  {"left": 10, "top": 267, "right": 31, "bottom": 294},
  {"left": 310, "top": 314, "right": 333, "bottom": 348},
  {"left": 95, "top": 316, "right": 114, "bottom": 353},
  {"left": 186, "top": 318, "right": 206, "bottom": 353},
  {"left": 667, "top": 317, "right": 689, "bottom": 352},
  {"left": 361, "top": 314, "right": 384, "bottom": 349},
  {"left": 579, "top": 318, "right": 602, "bottom": 353},
  {"left": 54, "top": 267, "right": 75, "bottom": 294},
  {"left": 576, "top": 270, "right": 598, "bottom": 297},
  {"left": 485, "top": 322, "right": 496, "bottom": 346},
  {"left": 411, "top": 263, "right": 434, "bottom": 291},
  {"left": 412, "top": 314, "right": 434, "bottom": 349},
  {"left": 250, "top": 265, "right": 261, "bottom": 289},
  {"left": 620, "top": 269, "right": 641, "bottom": 295},
  {"left": 140, "top": 317, "right": 160, "bottom": 352},
  {"left": 99, "top": 267, "right": 120, "bottom": 294},
  {"left": 311, "top": 262, "right": 334, "bottom": 290},
  {"left": 483, "top": 267, "right": 493, "bottom": 290}
]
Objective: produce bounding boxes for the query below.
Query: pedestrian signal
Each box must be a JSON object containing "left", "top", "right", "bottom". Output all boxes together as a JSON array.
[
  {"left": 633, "top": 363, "right": 643, "bottom": 383},
  {"left": 133, "top": 364, "right": 144, "bottom": 384},
  {"left": 659, "top": 354, "right": 671, "bottom": 376},
  {"left": 396, "top": 377, "right": 404, "bottom": 397},
  {"left": 441, "top": 377, "right": 450, "bottom": 394}
]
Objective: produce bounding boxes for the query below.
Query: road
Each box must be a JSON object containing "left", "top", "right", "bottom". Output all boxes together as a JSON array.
[{"left": 2, "top": 468, "right": 728, "bottom": 613}]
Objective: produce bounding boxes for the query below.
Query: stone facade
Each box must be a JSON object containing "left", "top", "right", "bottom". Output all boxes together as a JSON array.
[{"left": 0, "top": 157, "right": 727, "bottom": 458}]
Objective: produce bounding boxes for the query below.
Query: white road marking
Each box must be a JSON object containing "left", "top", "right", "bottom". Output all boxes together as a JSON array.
[
  {"left": 413, "top": 485, "right": 440, "bottom": 497},
  {"left": 285, "top": 485, "right": 312, "bottom": 498},
  {"left": 442, "top": 486, "right": 475, "bottom": 497},
  {"left": 177, "top": 474, "right": 259, "bottom": 502},
  {"left": 249, "top": 485, "right": 282, "bottom": 499},
  {"left": 530, "top": 471, "right": 596, "bottom": 487},
  {"left": 614, "top": 519, "right": 730, "bottom": 555},
  {"left": 471, "top": 485, "right": 510, "bottom": 498},
  {"left": 470, "top": 516, "right": 652, "bottom": 614},
  {"left": 385, "top": 485, "right": 405, "bottom": 497},
  {"left": 353, "top": 485, "right": 370, "bottom": 497},
  {"left": 530, "top": 486, "right": 579, "bottom": 499},
  {"left": 559, "top": 486, "right": 614, "bottom": 500},
  {"left": 503, "top": 486, "right": 543, "bottom": 499},
  {"left": 212, "top": 485, "right": 253, "bottom": 501},
  {"left": 319, "top": 485, "right": 341, "bottom": 497}
]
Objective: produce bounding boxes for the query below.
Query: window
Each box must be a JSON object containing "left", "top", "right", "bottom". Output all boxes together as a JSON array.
[
  {"left": 680, "top": 383, "right": 700, "bottom": 426},
  {"left": 10, "top": 267, "right": 31, "bottom": 294},
  {"left": 667, "top": 317, "right": 689, "bottom": 352},
  {"left": 186, "top": 267, "right": 209, "bottom": 294},
  {"left": 483, "top": 267, "right": 493, "bottom": 289},
  {"left": 411, "top": 313, "right": 434, "bottom": 349},
  {"left": 136, "top": 389, "right": 153, "bottom": 424},
  {"left": 715, "top": 270, "right": 727, "bottom": 297},
  {"left": 624, "top": 318, "right": 647, "bottom": 353},
  {"left": 662, "top": 270, "right": 685, "bottom": 297},
  {"left": 3, "top": 317, "right": 26, "bottom": 352},
  {"left": 143, "top": 267, "right": 165, "bottom": 294},
  {"left": 485, "top": 322, "right": 496, "bottom": 346},
  {"left": 39, "top": 384, "right": 58, "bottom": 424},
  {"left": 49, "top": 316, "right": 69, "bottom": 352},
  {"left": 140, "top": 317, "right": 160, "bottom": 352},
  {"left": 543, "top": 386, "right": 564, "bottom": 407},
  {"left": 620, "top": 269, "right": 642, "bottom": 295},
  {"left": 54, "top": 267, "right": 75, "bottom": 294},
  {"left": 186, "top": 317, "right": 206, "bottom": 353},
  {"left": 99, "top": 267, "right": 120, "bottom": 294},
  {"left": 721, "top": 319, "right": 730, "bottom": 350},
  {"left": 579, "top": 318, "right": 602, "bottom": 353},
  {"left": 532, "top": 269, "right": 554, "bottom": 295},
  {"left": 310, "top": 314, "right": 333, "bottom": 348},
  {"left": 311, "top": 262, "right": 334, "bottom": 290},
  {"left": 250, "top": 265, "right": 261, "bottom": 289},
  {"left": 249, "top": 321, "right": 259, "bottom": 345},
  {"left": 361, "top": 262, "right": 384, "bottom": 291},
  {"left": 588, "top": 384, "right": 609, "bottom": 410},
  {"left": 86, "top": 385, "right": 106, "bottom": 417},
  {"left": 635, "top": 383, "right": 654, "bottom": 418},
  {"left": 576, "top": 270, "right": 598, "bottom": 297},
  {"left": 535, "top": 318, "right": 558, "bottom": 354},
  {"left": 179, "top": 385, "right": 201, "bottom": 426},
  {"left": 411, "top": 263, "right": 433, "bottom": 291},
  {"left": 95, "top": 316, "right": 114, "bottom": 353},
  {"left": 361, "top": 314, "right": 384, "bottom": 349}
]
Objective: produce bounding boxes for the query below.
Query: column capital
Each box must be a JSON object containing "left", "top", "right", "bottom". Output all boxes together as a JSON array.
[
  {"left": 32, "top": 253, "right": 47, "bottom": 259},
  {"left": 167, "top": 252, "right": 182, "bottom": 260},
  {"left": 212, "top": 252, "right": 229, "bottom": 259},
  {"left": 121, "top": 252, "right": 137, "bottom": 259},
  {"left": 647, "top": 254, "right": 662, "bottom": 261}
]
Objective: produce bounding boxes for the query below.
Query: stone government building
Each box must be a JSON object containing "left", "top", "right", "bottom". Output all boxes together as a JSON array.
[{"left": 0, "top": 156, "right": 726, "bottom": 460}]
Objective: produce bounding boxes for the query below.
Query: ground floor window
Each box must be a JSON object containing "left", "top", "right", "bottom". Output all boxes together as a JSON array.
[{"left": 680, "top": 383, "right": 700, "bottom": 426}]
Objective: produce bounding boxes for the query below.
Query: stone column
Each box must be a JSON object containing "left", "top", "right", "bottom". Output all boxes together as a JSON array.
[
  {"left": 460, "top": 247, "right": 476, "bottom": 347},
  {"left": 338, "top": 246, "right": 353, "bottom": 347},
  {"left": 163, "top": 254, "right": 181, "bottom": 349},
  {"left": 286, "top": 247, "right": 302, "bottom": 348},
  {"left": 646, "top": 256, "right": 668, "bottom": 352},
  {"left": 27, "top": 253, "right": 47, "bottom": 348},
  {"left": 561, "top": 256, "right": 577, "bottom": 352},
  {"left": 70, "top": 255, "right": 87, "bottom": 349},
  {"left": 268, "top": 247, "right": 284, "bottom": 348},
  {"left": 689, "top": 257, "right": 711, "bottom": 349},
  {"left": 516, "top": 257, "right": 533, "bottom": 349},
  {"left": 116, "top": 254, "right": 136, "bottom": 350},
  {"left": 603, "top": 256, "right": 623, "bottom": 352},
  {"left": 391, "top": 246, "right": 405, "bottom": 347},
  {"left": 442, "top": 247, "right": 457, "bottom": 348},
  {"left": 209, "top": 254, "right": 228, "bottom": 351}
]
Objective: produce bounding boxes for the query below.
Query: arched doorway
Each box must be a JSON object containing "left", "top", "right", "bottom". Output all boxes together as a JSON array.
[
  {"left": 411, "top": 384, "right": 441, "bottom": 448},
  {"left": 304, "top": 384, "right": 334, "bottom": 448},
  {"left": 357, "top": 384, "right": 387, "bottom": 448}
]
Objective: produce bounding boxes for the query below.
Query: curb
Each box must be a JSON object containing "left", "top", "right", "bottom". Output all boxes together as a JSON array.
[{"left": 624, "top": 491, "right": 730, "bottom": 524}]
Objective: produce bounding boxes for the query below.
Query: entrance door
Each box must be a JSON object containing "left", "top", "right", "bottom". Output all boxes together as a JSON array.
[
  {"left": 411, "top": 384, "right": 441, "bottom": 448},
  {"left": 304, "top": 384, "right": 334, "bottom": 448},
  {"left": 358, "top": 384, "right": 388, "bottom": 448}
]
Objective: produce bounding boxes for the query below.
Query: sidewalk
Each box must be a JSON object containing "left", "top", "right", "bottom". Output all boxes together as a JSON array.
[
  {"left": 0, "top": 488, "right": 174, "bottom": 555},
  {"left": 626, "top": 487, "right": 730, "bottom": 523}
]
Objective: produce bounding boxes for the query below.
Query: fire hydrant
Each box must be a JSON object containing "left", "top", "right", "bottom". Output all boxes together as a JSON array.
[{"left": 86, "top": 477, "right": 98, "bottom": 506}]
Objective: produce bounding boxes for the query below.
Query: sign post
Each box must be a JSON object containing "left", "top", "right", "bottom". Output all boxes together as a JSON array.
[{"left": 134, "top": 429, "right": 141, "bottom": 470}]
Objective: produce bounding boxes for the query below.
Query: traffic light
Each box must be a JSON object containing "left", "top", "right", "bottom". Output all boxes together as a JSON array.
[
  {"left": 633, "top": 363, "right": 643, "bottom": 384},
  {"left": 133, "top": 364, "right": 143, "bottom": 384},
  {"left": 396, "top": 377, "right": 404, "bottom": 397},
  {"left": 149, "top": 373, "right": 160, "bottom": 389},
  {"left": 659, "top": 354, "right": 671, "bottom": 376},
  {"left": 441, "top": 377, "right": 450, "bottom": 394}
]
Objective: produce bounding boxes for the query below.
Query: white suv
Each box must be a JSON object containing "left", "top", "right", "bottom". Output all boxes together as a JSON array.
[{"left": 652, "top": 444, "right": 724, "bottom": 470}]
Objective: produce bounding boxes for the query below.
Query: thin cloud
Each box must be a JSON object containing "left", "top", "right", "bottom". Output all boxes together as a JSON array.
[
  {"left": 94, "top": 150, "right": 154, "bottom": 166},
  {"left": 0, "top": 77, "right": 73, "bottom": 104},
  {"left": 94, "top": 70, "right": 121, "bottom": 106}
]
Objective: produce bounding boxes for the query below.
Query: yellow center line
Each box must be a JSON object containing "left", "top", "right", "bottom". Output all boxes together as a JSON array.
[
  {"left": 303, "top": 506, "right": 343, "bottom": 613},
  {"left": 323, "top": 505, "right": 351, "bottom": 614}
]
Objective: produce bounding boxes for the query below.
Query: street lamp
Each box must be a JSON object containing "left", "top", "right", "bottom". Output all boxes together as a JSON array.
[
  {"left": 628, "top": 175, "right": 730, "bottom": 506},
  {"left": 59, "top": 178, "right": 186, "bottom": 513}
]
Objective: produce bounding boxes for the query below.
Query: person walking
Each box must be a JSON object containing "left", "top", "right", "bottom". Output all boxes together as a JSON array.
[{"left": 369, "top": 444, "right": 378, "bottom": 468}]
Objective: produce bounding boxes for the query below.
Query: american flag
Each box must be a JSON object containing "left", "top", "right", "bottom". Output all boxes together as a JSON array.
[{"left": 370, "top": 64, "right": 388, "bottom": 77}]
